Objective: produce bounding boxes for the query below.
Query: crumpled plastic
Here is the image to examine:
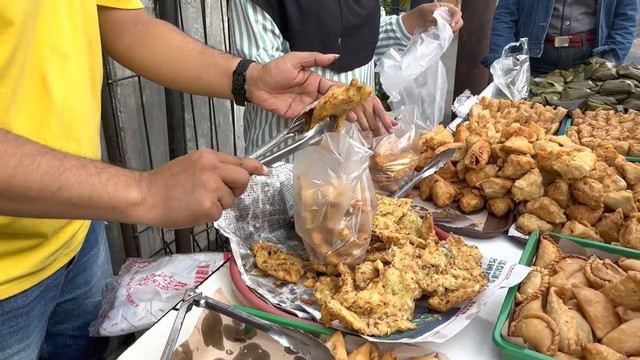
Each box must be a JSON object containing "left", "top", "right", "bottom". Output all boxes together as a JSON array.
[
  {"left": 490, "top": 38, "right": 531, "bottom": 100},
  {"left": 376, "top": 7, "right": 455, "bottom": 133}
]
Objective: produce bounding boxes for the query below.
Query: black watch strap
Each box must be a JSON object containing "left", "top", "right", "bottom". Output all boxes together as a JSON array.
[{"left": 232, "top": 59, "right": 256, "bottom": 107}]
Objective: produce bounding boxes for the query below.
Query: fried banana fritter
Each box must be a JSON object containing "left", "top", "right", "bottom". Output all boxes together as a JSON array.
[
  {"left": 250, "top": 243, "right": 305, "bottom": 283},
  {"left": 313, "top": 196, "right": 488, "bottom": 336}
]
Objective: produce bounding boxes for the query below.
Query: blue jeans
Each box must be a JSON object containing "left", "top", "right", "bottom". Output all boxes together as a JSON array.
[{"left": 0, "top": 221, "right": 113, "bottom": 360}]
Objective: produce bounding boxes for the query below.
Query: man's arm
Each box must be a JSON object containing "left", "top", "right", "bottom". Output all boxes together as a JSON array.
[
  {"left": 98, "top": 6, "right": 242, "bottom": 100},
  {"left": 0, "top": 129, "right": 266, "bottom": 228},
  {"left": 593, "top": 0, "right": 638, "bottom": 63},
  {"left": 0, "top": 129, "right": 145, "bottom": 223},
  {"left": 480, "top": 0, "right": 519, "bottom": 68}
]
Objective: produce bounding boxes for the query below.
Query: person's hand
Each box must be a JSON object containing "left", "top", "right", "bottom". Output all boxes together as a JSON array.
[
  {"left": 134, "top": 149, "right": 267, "bottom": 228},
  {"left": 416, "top": 3, "right": 464, "bottom": 33},
  {"left": 345, "top": 95, "right": 398, "bottom": 137},
  {"left": 245, "top": 52, "right": 339, "bottom": 119}
]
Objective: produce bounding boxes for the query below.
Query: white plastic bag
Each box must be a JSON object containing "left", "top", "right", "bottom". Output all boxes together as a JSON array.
[
  {"left": 293, "top": 130, "right": 376, "bottom": 266},
  {"left": 490, "top": 38, "right": 531, "bottom": 100},
  {"left": 369, "top": 105, "right": 420, "bottom": 195},
  {"left": 376, "top": 8, "right": 454, "bottom": 133},
  {"left": 90, "top": 252, "right": 227, "bottom": 336}
]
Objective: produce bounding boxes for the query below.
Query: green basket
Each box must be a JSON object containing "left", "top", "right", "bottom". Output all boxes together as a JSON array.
[
  {"left": 492, "top": 231, "right": 640, "bottom": 360},
  {"left": 560, "top": 117, "right": 640, "bottom": 162}
]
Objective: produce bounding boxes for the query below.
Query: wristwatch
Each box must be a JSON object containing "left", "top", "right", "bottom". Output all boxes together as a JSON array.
[{"left": 232, "top": 59, "right": 256, "bottom": 106}]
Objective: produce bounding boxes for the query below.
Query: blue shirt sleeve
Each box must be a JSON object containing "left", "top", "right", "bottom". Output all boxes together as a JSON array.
[{"left": 481, "top": 0, "right": 520, "bottom": 68}]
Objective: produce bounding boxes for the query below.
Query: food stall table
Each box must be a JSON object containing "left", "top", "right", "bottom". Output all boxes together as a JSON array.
[{"left": 119, "top": 233, "right": 525, "bottom": 360}]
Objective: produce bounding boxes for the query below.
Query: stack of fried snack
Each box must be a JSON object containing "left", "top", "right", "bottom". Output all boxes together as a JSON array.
[
  {"left": 568, "top": 108, "right": 640, "bottom": 157},
  {"left": 415, "top": 97, "right": 640, "bottom": 251},
  {"left": 325, "top": 331, "right": 439, "bottom": 360},
  {"left": 508, "top": 234, "right": 640, "bottom": 359},
  {"left": 251, "top": 196, "right": 488, "bottom": 337},
  {"left": 415, "top": 97, "right": 566, "bottom": 217}
]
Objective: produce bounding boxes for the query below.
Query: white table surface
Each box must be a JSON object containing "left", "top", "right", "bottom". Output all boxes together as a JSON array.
[{"left": 119, "top": 234, "right": 525, "bottom": 360}]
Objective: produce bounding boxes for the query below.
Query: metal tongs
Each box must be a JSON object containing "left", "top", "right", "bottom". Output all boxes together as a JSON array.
[
  {"left": 249, "top": 100, "right": 339, "bottom": 166},
  {"left": 391, "top": 148, "right": 474, "bottom": 228},
  {"left": 160, "top": 288, "right": 334, "bottom": 360}
]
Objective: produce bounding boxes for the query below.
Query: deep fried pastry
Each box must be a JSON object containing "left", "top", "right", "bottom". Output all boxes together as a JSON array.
[
  {"left": 582, "top": 343, "right": 628, "bottom": 360},
  {"left": 522, "top": 197, "right": 567, "bottom": 224},
  {"left": 615, "top": 158, "right": 640, "bottom": 186},
  {"left": 477, "top": 178, "right": 513, "bottom": 199},
  {"left": 516, "top": 267, "right": 549, "bottom": 303},
  {"left": 512, "top": 168, "right": 545, "bottom": 202},
  {"left": 517, "top": 214, "right": 555, "bottom": 234},
  {"left": 600, "top": 272, "right": 640, "bottom": 311},
  {"left": 601, "top": 319, "right": 640, "bottom": 356},
  {"left": 487, "top": 197, "right": 515, "bottom": 218},
  {"left": 458, "top": 188, "right": 485, "bottom": 214},
  {"left": 547, "top": 179, "right": 572, "bottom": 209},
  {"left": 618, "top": 218, "right": 640, "bottom": 250},
  {"left": 465, "top": 164, "right": 500, "bottom": 187},
  {"left": 510, "top": 313, "right": 560, "bottom": 356},
  {"left": 584, "top": 256, "right": 626, "bottom": 290},
  {"left": 572, "top": 285, "right": 621, "bottom": 339},
  {"left": 435, "top": 161, "right": 458, "bottom": 181},
  {"left": 595, "top": 209, "right": 625, "bottom": 244},
  {"left": 560, "top": 221, "right": 603, "bottom": 242},
  {"left": 567, "top": 204, "right": 604, "bottom": 226},
  {"left": 251, "top": 243, "right": 304, "bottom": 283},
  {"left": 502, "top": 135, "right": 535, "bottom": 155},
  {"left": 534, "top": 234, "right": 563, "bottom": 268},
  {"left": 572, "top": 178, "right": 604, "bottom": 210},
  {"left": 553, "top": 148, "right": 597, "bottom": 181},
  {"left": 616, "top": 307, "right": 640, "bottom": 323},
  {"left": 464, "top": 139, "right": 491, "bottom": 169},
  {"left": 498, "top": 154, "right": 538, "bottom": 179},
  {"left": 325, "top": 331, "right": 348, "bottom": 360},
  {"left": 552, "top": 254, "right": 589, "bottom": 279},
  {"left": 618, "top": 258, "right": 640, "bottom": 272},
  {"left": 546, "top": 287, "right": 594, "bottom": 357},
  {"left": 603, "top": 191, "right": 638, "bottom": 216},
  {"left": 431, "top": 179, "right": 460, "bottom": 208}
]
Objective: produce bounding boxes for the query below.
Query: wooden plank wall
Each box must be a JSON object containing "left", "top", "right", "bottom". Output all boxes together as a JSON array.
[{"left": 102, "top": 0, "right": 243, "bottom": 269}]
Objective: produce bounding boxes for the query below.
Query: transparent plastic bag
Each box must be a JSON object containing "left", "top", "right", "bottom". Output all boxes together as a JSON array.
[
  {"left": 293, "top": 130, "right": 376, "bottom": 266},
  {"left": 369, "top": 105, "right": 420, "bottom": 195},
  {"left": 376, "top": 8, "right": 454, "bottom": 133},
  {"left": 490, "top": 37, "right": 531, "bottom": 100},
  {"left": 90, "top": 252, "right": 226, "bottom": 336}
]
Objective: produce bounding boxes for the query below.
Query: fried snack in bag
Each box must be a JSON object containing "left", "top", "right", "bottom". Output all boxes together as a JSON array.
[
  {"left": 293, "top": 129, "right": 376, "bottom": 265},
  {"left": 369, "top": 106, "right": 420, "bottom": 195}
]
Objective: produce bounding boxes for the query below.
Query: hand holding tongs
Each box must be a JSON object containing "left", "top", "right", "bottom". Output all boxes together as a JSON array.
[
  {"left": 249, "top": 101, "right": 339, "bottom": 166},
  {"left": 160, "top": 288, "right": 334, "bottom": 360}
]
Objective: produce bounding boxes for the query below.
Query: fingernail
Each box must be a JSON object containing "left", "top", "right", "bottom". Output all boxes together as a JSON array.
[
  {"left": 392, "top": 120, "right": 399, "bottom": 126},
  {"left": 329, "top": 54, "right": 340, "bottom": 59},
  {"left": 262, "top": 165, "right": 269, "bottom": 175}
]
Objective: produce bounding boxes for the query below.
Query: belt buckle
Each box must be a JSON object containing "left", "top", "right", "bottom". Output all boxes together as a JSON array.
[{"left": 554, "top": 36, "right": 570, "bottom": 48}]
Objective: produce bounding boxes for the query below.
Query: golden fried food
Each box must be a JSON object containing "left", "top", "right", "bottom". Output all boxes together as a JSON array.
[
  {"left": 572, "top": 285, "right": 621, "bottom": 340},
  {"left": 582, "top": 343, "right": 628, "bottom": 360},
  {"left": 516, "top": 214, "right": 555, "bottom": 234},
  {"left": 560, "top": 221, "right": 603, "bottom": 242},
  {"left": 547, "top": 178, "right": 571, "bottom": 209},
  {"left": 604, "top": 191, "right": 638, "bottom": 216},
  {"left": 572, "top": 178, "right": 605, "bottom": 210},
  {"left": 251, "top": 243, "right": 305, "bottom": 283},
  {"left": 325, "top": 332, "right": 348, "bottom": 360},
  {"left": 567, "top": 204, "right": 604, "bottom": 226},
  {"left": 618, "top": 218, "right": 640, "bottom": 250},
  {"left": 458, "top": 188, "right": 485, "bottom": 214},
  {"left": 498, "top": 154, "right": 538, "bottom": 179},
  {"left": 510, "top": 313, "right": 560, "bottom": 356},
  {"left": 308, "top": 78, "right": 371, "bottom": 131},
  {"left": 512, "top": 168, "right": 545, "bottom": 202},
  {"left": 502, "top": 135, "right": 535, "bottom": 155},
  {"left": 486, "top": 197, "right": 514, "bottom": 217},
  {"left": 521, "top": 197, "right": 567, "bottom": 224},
  {"left": 546, "top": 287, "right": 594, "bottom": 357},
  {"left": 477, "top": 178, "right": 513, "bottom": 199},
  {"left": 314, "top": 196, "right": 487, "bottom": 336},
  {"left": 465, "top": 164, "right": 500, "bottom": 187},
  {"left": 463, "top": 139, "right": 491, "bottom": 169},
  {"left": 553, "top": 147, "right": 597, "bottom": 181},
  {"left": 596, "top": 209, "right": 625, "bottom": 244},
  {"left": 569, "top": 108, "right": 640, "bottom": 157},
  {"left": 601, "top": 318, "right": 640, "bottom": 356},
  {"left": 431, "top": 178, "right": 460, "bottom": 208}
]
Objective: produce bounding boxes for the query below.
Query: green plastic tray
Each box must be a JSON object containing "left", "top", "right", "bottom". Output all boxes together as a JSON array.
[
  {"left": 492, "top": 231, "right": 640, "bottom": 360},
  {"left": 560, "top": 117, "right": 640, "bottom": 162}
]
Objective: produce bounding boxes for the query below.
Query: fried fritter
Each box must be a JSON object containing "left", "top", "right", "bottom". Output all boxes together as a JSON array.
[
  {"left": 307, "top": 78, "right": 371, "bottom": 131},
  {"left": 250, "top": 243, "right": 305, "bottom": 283}
]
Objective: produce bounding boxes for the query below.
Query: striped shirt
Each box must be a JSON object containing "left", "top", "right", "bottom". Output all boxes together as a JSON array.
[{"left": 229, "top": 0, "right": 412, "bottom": 158}]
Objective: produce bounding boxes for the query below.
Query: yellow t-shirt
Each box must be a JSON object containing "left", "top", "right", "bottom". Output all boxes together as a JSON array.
[{"left": 0, "top": 0, "right": 143, "bottom": 299}]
